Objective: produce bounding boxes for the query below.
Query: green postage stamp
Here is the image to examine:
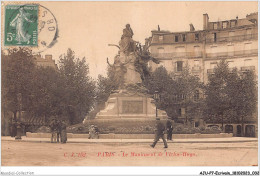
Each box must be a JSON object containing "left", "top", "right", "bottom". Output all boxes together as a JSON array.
[{"left": 4, "top": 4, "right": 38, "bottom": 46}]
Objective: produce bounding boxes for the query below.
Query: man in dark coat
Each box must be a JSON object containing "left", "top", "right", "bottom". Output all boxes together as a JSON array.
[
  {"left": 60, "top": 120, "right": 67, "bottom": 143},
  {"left": 50, "top": 118, "right": 57, "bottom": 143},
  {"left": 10, "top": 118, "right": 17, "bottom": 137},
  {"left": 166, "top": 119, "right": 173, "bottom": 141},
  {"left": 56, "top": 120, "right": 61, "bottom": 143},
  {"left": 150, "top": 118, "right": 168, "bottom": 148}
]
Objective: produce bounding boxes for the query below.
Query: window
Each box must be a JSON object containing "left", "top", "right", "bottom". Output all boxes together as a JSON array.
[
  {"left": 246, "top": 29, "right": 252, "bottom": 35},
  {"left": 175, "top": 35, "right": 179, "bottom": 42},
  {"left": 244, "top": 43, "right": 252, "bottom": 54},
  {"left": 228, "top": 31, "right": 235, "bottom": 41},
  {"left": 210, "top": 62, "right": 217, "bottom": 68},
  {"left": 194, "top": 60, "right": 199, "bottom": 67},
  {"left": 246, "top": 29, "right": 252, "bottom": 40},
  {"left": 195, "top": 33, "right": 199, "bottom": 41},
  {"left": 194, "top": 46, "right": 201, "bottom": 57},
  {"left": 213, "top": 23, "right": 218, "bottom": 29},
  {"left": 230, "top": 21, "right": 236, "bottom": 28},
  {"left": 227, "top": 45, "right": 234, "bottom": 56},
  {"left": 176, "top": 61, "right": 183, "bottom": 72},
  {"left": 244, "top": 59, "right": 252, "bottom": 66},
  {"left": 194, "top": 90, "right": 199, "bottom": 101},
  {"left": 159, "top": 35, "right": 163, "bottom": 41},
  {"left": 176, "top": 46, "right": 185, "bottom": 57},
  {"left": 178, "top": 108, "right": 182, "bottom": 116},
  {"left": 227, "top": 61, "right": 235, "bottom": 68},
  {"left": 195, "top": 121, "right": 199, "bottom": 127},
  {"left": 158, "top": 47, "right": 164, "bottom": 54},
  {"left": 214, "top": 33, "right": 217, "bottom": 42},
  {"left": 182, "top": 34, "right": 186, "bottom": 42},
  {"left": 222, "top": 22, "right": 228, "bottom": 29}
]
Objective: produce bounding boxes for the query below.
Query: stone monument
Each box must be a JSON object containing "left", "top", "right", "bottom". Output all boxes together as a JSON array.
[{"left": 84, "top": 24, "right": 168, "bottom": 134}]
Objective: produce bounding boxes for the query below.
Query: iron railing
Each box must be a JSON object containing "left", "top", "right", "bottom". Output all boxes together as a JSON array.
[
  {"left": 206, "top": 33, "right": 258, "bottom": 43},
  {"left": 206, "top": 49, "right": 258, "bottom": 58},
  {"left": 151, "top": 52, "right": 203, "bottom": 59}
]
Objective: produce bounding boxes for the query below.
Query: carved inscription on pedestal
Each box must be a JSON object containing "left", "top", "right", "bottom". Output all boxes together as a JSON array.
[{"left": 122, "top": 100, "right": 143, "bottom": 114}]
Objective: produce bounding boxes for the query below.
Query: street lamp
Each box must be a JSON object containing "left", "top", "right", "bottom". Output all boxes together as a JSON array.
[{"left": 153, "top": 90, "right": 159, "bottom": 118}]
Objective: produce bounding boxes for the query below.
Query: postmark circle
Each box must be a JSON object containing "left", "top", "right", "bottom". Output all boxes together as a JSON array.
[{"left": 35, "top": 4, "right": 58, "bottom": 53}]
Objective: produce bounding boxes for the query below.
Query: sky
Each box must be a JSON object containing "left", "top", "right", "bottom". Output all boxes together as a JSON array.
[{"left": 7, "top": 1, "right": 258, "bottom": 79}]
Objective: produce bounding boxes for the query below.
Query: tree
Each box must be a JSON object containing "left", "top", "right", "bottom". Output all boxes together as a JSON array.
[
  {"left": 58, "top": 48, "right": 96, "bottom": 124},
  {"left": 227, "top": 69, "right": 257, "bottom": 136},
  {"left": 2, "top": 48, "right": 36, "bottom": 120},
  {"left": 204, "top": 60, "right": 231, "bottom": 129},
  {"left": 27, "top": 67, "right": 64, "bottom": 121},
  {"left": 204, "top": 60, "right": 257, "bottom": 135},
  {"left": 144, "top": 66, "right": 203, "bottom": 121}
]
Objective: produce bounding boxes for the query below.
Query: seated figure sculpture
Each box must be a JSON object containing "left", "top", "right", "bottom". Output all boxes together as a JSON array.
[{"left": 119, "top": 24, "right": 136, "bottom": 55}]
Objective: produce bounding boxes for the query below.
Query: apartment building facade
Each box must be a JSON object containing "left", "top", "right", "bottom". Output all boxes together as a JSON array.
[
  {"left": 146, "top": 13, "right": 258, "bottom": 136},
  {"left": 148, "top": 12, "right": 258, "bottom": 83},
  {"left": 34, "top": 54, "right": 58, "bottom": 70}
]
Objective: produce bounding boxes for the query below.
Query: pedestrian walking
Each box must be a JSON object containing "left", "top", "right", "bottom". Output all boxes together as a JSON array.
[
  {"left": 150, "top": 118, "right": 168, "bottom": 148},
  {"left": 166, "top": 119, "right": 173, "bottom": 141}
]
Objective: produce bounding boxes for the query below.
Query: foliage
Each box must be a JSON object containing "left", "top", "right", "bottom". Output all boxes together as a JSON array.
[
  {"left": 2, "top": 48, "right": 36, "bottom": 118},
  {"left": 204, "top": 60, "right": 257, "bottom": 135},
  {"left": 27, "top": 67, "right": 63, "bottom": 120},
  {"left": 2, "top": 48, "right": 96, "bottom": 126},
  {"left": 58, "top": 48, "right": 96, "bottom": 124},
  {"left": 144, "top": 66, "right": 203, "bottom": 120}
]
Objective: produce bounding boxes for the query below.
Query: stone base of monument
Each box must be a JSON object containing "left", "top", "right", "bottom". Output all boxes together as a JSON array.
[
  {"left": 82, "top": 90, "right": 168, "bottom": 134},
  {"left": 96, "top": 90, "right": 167, "bottom": 119}
]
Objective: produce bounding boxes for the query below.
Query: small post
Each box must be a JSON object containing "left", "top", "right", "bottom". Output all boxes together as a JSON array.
[
  {"left": 153, "top": 90, "right": 159, "bottom": 118},
  {"left": 15, "top": 93, "right": 22, "bottom": 140}
]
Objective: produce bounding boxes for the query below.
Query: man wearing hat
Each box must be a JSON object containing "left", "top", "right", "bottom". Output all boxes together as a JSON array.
[{"left": 150, "top": 118, "right": 168, "bottom": 148}]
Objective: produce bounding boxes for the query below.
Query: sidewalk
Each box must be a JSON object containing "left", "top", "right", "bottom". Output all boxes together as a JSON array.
[{"left": 1, "top": 136, "right": 258, "bottom": 143}]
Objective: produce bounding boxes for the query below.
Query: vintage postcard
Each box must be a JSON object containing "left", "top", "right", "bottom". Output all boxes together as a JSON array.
[{"left": 1, "top": 1, "right": 259, "bottom": 175}]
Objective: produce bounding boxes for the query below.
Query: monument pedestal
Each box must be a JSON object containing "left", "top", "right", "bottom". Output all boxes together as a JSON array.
[
  {"left": 96, "top": 90, "right": 167, "bottom": 119},
  {"left": 83, "top": 90, "right": 168, "bottom": 134}
]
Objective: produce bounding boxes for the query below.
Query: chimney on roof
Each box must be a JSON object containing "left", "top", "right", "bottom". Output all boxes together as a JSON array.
[
  {"left": 190, "top": 23, "right": 195, "bottom": 31},
  {"left": 203, "top": 13, "right": 209, "bottom": 30},
  {"left": 158, "top": 25, "right": 160, "bottom": 31}
]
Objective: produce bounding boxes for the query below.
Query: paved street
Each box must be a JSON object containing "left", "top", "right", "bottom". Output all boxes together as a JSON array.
[{"left": 1, "top": 140, "right": 257, "bottom": 166}]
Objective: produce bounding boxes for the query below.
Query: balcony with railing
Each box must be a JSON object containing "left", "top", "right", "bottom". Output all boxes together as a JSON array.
[
  {"left": 206, "top": 49, "right": 258, "bottom": 59},
  {"left": 206, "top": 33, "right": 258, "bottom": 43},
  {"left": 207, "top": 66, "right": 255, "bottom": 74},
  {"left": 151, "top": 51, "right": 203, "bottom": 59}
]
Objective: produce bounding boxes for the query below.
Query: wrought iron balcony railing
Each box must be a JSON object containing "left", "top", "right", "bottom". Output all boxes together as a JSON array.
[
  {"left": 206, "top": 33, "right": 258, "bottom": 43},
  {"left": 151, "top": 52, "right": 203, "bottom": 59},
  {"left": 206, "top": 49, "right": 258, "bottom": 58}
]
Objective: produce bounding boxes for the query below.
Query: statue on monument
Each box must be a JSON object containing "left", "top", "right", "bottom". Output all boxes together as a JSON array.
[
  {"left": 107, "top": 24, "right": 160, "bottom": 90},
  {"left": 119, "top": 24, "right": 136, "bottom": 55}
]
